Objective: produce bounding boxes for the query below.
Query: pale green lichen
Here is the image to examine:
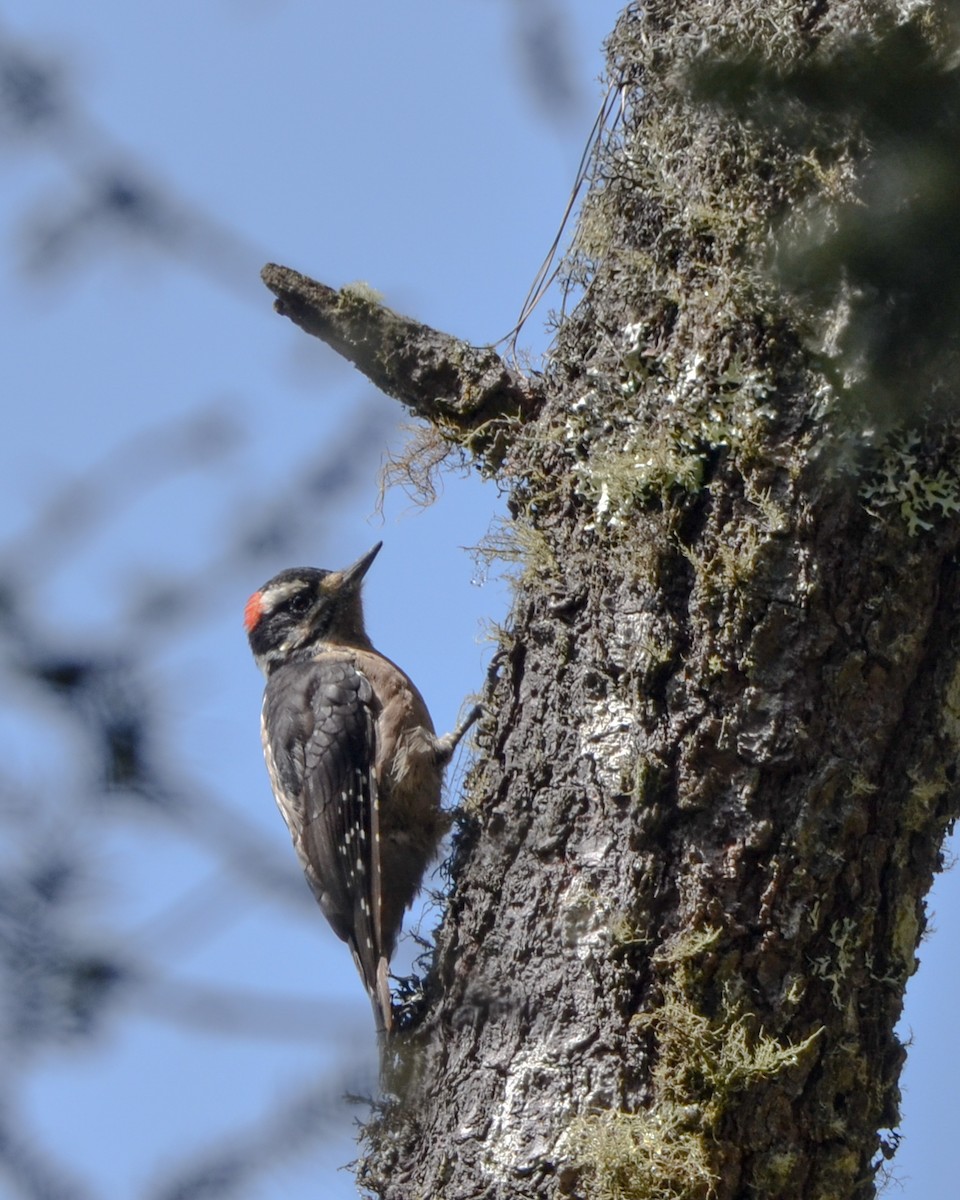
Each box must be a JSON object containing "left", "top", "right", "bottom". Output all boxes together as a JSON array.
[
  {"left": 902, "top": 764, "right": 949, "bottom": 833},
  {"left": 568, "top": 336, "right": 778, "bottom": 530},
  {"left": 809, "top": 917, "right": 861, "bottom": 1008},
  {"left": 575, "top": 432, "right": 706, "bottom": 527},
  {"left": 860, "top": 429, "right": 960, "bottom": 535},
  {"left": 750, "top": 1150, "right": 802, "bottom": 1194},
  {"left": 564, "top": 1109, "right": 715, "bottom": 1200},
  {"left": 339, "top": 280, "right": 384, "bottom": 306}
]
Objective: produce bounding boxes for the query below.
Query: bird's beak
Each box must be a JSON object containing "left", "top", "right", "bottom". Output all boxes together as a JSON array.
[{"left": 339, "top": 542, "right": 383, "bottom": 591}]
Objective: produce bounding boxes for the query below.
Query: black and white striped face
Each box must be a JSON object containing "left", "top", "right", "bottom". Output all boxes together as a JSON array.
[
  {"left": 245, "top": 569, "right": 332, "bottom": 673},
  {"left": 243, "top": 543, "right": 382, "bottom": 674}
]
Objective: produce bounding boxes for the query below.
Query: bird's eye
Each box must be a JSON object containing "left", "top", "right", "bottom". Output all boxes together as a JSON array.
[{"left": 287, "top": 593, "right": 312, "bottom": 616}]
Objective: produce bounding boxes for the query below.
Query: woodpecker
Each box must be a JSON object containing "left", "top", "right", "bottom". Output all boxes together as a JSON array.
[{"left": 244, "top": 541, "right": 478, "bottom": 1036}]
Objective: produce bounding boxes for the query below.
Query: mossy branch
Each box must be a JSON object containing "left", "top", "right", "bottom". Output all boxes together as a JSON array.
[{"left": 261, "top": 264, "right": 543, "bottom": 452}]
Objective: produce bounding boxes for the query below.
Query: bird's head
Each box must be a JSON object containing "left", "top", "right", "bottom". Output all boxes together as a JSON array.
[{"left": 244, "top": 542, "right": 381, "bottom": 674}]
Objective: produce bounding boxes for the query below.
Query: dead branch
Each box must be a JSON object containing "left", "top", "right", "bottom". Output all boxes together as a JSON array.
[{"left": 261, "top": 265, "right": 543, "bottom": 447}]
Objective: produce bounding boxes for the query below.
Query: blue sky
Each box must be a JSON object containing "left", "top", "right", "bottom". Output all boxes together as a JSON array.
[{"left": 0, "top": 3, "right": 956, "bottom": 1198}]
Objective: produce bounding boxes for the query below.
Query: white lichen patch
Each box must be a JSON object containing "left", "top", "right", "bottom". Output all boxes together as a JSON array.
[
  {"left": 579, "top": 692, "right": 636, "bottom": 790},
  {"left": 482, "top": 1047, "right": 575, "bottom": 1182},
  {"left": 567, "top": 352, "right": 777, "bottom": 529},
  {"left": 621, "top": 320, "right": 649, "bottom": 373},
  {"left": 558, "top": 875, "right": 613, "bottom": 961}
]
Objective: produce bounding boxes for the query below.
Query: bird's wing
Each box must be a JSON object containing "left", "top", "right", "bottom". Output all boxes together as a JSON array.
[{"left": 261, "top": 654, "right": 384, "bottom": 1010}]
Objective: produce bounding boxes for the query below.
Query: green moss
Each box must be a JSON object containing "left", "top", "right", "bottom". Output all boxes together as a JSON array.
[
  {"left": 618, "top": 755, "right": 663, "bottom": 805},
  {"left": 563, "top": 352, "right": 779, "bottom": 531},
  {"left": 566, "top": 930, "right": 821, "bottom": 1199},
  {"left": 812, "top": 1146, "right": 862, "bottom": 1197},
  {"left": 848, "top": 772, "right": 879, "bottom": 798},
  {"left": 890, "top": 895, "right": 921, "bottom": 980},
  {"left": 635, "top": 973, "right": 821, "bottom": 1127}
]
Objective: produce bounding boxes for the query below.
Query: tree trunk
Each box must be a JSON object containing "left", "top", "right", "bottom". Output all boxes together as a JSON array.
[{"left": 271, "top": 3, "right": 960, "bottom": 1198}]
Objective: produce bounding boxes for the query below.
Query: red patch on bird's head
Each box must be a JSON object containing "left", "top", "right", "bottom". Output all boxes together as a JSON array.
[{"left": 243, "top": 591, "right": 264, "bottom": 632}]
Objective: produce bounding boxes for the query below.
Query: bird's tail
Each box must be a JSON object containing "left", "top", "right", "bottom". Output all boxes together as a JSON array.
[
  {"left": 373, "top": 954, "right": 392, "bottom": 1036},
  {"left": 348, "top": 942, "right": 392, "bottom": 1038}
]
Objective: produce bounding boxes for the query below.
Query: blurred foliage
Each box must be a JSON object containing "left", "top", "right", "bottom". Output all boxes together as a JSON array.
[
  {"left": 691, "top": 4, "right": 960, "bottom": 423},
  {"left": 147, "top": 1077, "right": 369, "bottom": 1200},
  {"left": 0, "top": 851, "right": 127, "bottom": 1049}
]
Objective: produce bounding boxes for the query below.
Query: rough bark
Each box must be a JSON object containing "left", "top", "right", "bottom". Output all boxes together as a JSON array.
[{"left": 266, "top": 3, "right": 960, "bottom": 1198}]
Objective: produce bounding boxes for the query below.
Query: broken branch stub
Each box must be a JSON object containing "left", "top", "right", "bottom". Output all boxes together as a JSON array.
[{"left": 261, "top": 264, "right": 542, "bottom": 454}]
